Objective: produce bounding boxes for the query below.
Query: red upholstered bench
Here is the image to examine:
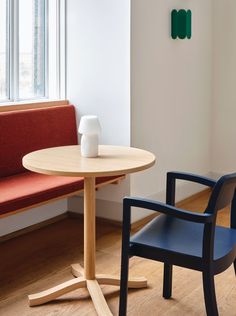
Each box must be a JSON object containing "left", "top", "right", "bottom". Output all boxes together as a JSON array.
[{"left": 0, "top": 104, "right": 123, "bottom": 218}]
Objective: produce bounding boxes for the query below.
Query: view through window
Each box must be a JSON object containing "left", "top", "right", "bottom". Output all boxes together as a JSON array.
[
  {"left": 0, "top": 0, "right": 64, "bottom": 103},
  {"left": 0, "top": 0, "right": 7, "bottom": 100},
  {"left": 19, "top": 0, "right": 46, "bottom": 99}
]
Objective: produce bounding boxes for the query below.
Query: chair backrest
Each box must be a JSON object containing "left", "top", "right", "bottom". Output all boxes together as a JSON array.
[
  {"left": 205, "top": 173, "right": 236, "bottom": 215},
  {"left": 0, "top": 105, "right": 78, "bottom": 177},
  {"left": 201, "top": 173, "right": 236, "bottom": 262}
]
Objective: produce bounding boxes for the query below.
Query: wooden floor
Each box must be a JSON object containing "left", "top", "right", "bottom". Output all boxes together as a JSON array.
[{"left": 0, "top": 192, "right": 235, "bottom": 315}]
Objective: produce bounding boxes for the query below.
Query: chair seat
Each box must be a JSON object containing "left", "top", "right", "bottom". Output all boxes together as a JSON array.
[
  {"left": 130, "top": 214, "right": 236, "bottom": 261},
  {"left": 0, "top": 171, "right": 119, "bottom": 216}
]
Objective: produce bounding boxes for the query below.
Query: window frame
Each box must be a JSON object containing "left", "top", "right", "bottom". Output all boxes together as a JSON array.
[
  {"left": 0, "top": 0, "right": 65, "bottom": 105},
  {"left": 0, "top": 0, "right": 9, "bottom": 101}
]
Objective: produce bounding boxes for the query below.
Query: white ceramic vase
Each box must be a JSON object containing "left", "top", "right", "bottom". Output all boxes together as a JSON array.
[
  {"left": 81, "top": 134, "right": 99, "bottom": 158},
  {"left": 78, "top": 115, "right": 101, "bottom": 158}
]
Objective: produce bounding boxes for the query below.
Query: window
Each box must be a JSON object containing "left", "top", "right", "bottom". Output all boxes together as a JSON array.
[
  {"left": 18, "top": 0, "right": 46, "bottom": 99},
  {"left": 0, "top": 0, "right": 65, "bottom": 103},
  {"left": 0, "top": 0, "right": 8, "bottom": 100}
]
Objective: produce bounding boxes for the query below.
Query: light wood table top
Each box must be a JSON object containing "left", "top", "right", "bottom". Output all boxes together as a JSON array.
[{"left": 23, "top": 145, "right": 156, "bottom": 177}]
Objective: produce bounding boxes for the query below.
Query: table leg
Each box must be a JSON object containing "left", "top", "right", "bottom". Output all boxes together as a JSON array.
[{"left": 84, "top": 177, "right": 96, "bottom": 280}]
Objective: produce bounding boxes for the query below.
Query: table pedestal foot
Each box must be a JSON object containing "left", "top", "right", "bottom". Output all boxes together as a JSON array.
[
  {"left": 96, "top": 274, "right": 148, "bottom": 288},
  {"left": 71, "top": 263, "right": 148, "bottom": 289},
  {"left": 28, "top": 277, "right": 86, "bottom": 307},
  {"left": 87, "top": 279, "right": 113, "bottom": 316},
  {"left": 71, "top": 263, "right": 84, "bottom": 277},
  {"left": 29, "top": 268, "right": 147, "bottom": 313}
]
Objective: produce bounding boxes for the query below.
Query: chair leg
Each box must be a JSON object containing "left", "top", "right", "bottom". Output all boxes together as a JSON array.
[
  {"left": 163, "top": 263, "right": 173, "bottom": 299},
  {"left": 202, "top": 271, "right": 219, "bottom": 316},
  {"left": 234, "top": 260, "right": 236, "bottom": 275},
  {"left": 119, "top": 251, "right": 129, "bottom": 316}
]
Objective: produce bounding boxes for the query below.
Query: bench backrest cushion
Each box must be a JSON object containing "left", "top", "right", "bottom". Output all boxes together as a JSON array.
[{"left": 0, "top": 105, "right": 78, "bottom": 177}]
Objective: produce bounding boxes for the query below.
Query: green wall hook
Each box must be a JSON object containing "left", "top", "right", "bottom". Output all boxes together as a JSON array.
[{"left": 171, "top": 9, "right": 192, "bottom": 40}]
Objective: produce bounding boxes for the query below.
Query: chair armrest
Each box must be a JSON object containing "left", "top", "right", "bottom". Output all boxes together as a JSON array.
[
  {"left": 123, "top": 197, "right": 213, "bottom": 225},
  {"left": 167, "top": 171, "right": 216, "bottom": 187},
  {"left": 166, "top": 171, "right": 216, "bottom": 206}
]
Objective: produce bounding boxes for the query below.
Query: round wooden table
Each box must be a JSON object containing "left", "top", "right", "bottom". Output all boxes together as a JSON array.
[{"left": 23, "top": 145, "right": 155, "bottom": 315}]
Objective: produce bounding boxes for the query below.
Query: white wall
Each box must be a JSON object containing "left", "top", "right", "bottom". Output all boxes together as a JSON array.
[
  {"left": 211, "top": 0, "right": 236, "bottom": 175},
  {"left": 130, "top": 0, "right": 213, "bottom": 220},
  {"left": 66, "top": 0, "right": 131, "bottom": 220},
  {"left": 66, "top": 0, "right": 130, "bottom": 147}
]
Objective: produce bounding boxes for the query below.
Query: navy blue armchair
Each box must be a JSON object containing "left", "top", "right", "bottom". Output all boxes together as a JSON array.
[{"left": 119, "top": 172, "right": 236, "bottom": 316}]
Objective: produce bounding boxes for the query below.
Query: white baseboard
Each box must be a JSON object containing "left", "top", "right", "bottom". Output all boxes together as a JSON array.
[{"left": 0, "top": 199, "right": 67, "bottom": 237}]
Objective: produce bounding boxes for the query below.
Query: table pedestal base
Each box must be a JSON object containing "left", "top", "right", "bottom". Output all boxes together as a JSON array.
[{"left": 28, "top": 263, "right": 147, "bottom": 316}]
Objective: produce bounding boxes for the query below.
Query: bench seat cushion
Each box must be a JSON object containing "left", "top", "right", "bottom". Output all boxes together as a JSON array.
[{"left": 0, "top": 172, "right": 119, "bottom": 216}]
